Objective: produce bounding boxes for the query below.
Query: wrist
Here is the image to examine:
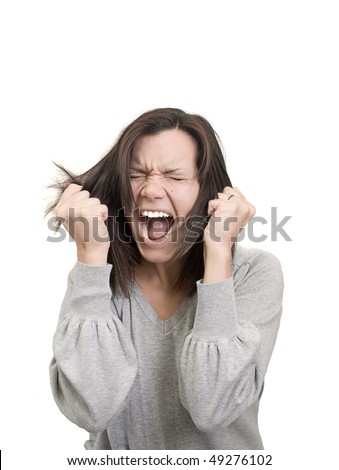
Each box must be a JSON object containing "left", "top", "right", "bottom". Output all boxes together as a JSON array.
[
  {"left": 77, "top": 246, "right": 109, "bottom": 266},
  {"left": 203, "top": 243, "right": 233, "bottom": 283}
]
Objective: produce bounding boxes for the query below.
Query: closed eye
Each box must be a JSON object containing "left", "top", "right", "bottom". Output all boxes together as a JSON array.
[
  {"left": 130, "top": 174, "right": 145, "bottom": 179},
  {"left": 167, "top": 176, "right": 185, "bottom": 181},
  {"left": 130, "top": 174, "right": 186, "bottom": 181}
]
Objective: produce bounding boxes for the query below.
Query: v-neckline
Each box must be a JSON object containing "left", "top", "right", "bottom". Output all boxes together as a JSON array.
[{"left": 131, "top": 282, "right": 196, "bottom": 334}]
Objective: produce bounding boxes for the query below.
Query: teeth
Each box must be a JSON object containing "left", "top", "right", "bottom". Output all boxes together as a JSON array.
[
  {"left": 141, "top": 210, "right": 172, "bottom": 218},
  {"left": 141, "top": 222, "right": 148, "bottom": 238}
]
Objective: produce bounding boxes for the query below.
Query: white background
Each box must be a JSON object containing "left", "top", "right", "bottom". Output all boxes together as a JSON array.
[{"left": 0, "top": 1, "right": 338, "bottom": 469}]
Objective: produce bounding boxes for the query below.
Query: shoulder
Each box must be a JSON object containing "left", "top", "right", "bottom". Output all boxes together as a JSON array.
[{"left": 232, "top": 244, "right": 283, "bottom": 288}]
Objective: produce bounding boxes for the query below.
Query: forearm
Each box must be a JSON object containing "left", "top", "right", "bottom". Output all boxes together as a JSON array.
[
  {"left": 180, "top": 250, "right": 283, "bottom": 432},
  {"left": 50, "top": 262, "right": 138, "bottom": 432},
  {"left": 51, "top": 316, "right": 138, "bottom": 433},
  {"left": 179, "top": 327, "right": 262, "bottom": 432},
  {"left": 77, "top": 246, "right": 109, "bottom": 265},
  {"left": 203, "top": 243, "right": 233, "bottom": 283},
  {"left": 178, "top": 278, "right": 262, "bottom": 431}
]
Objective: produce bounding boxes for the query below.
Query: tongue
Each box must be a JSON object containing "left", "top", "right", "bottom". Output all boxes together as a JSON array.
[{"left": 147, "top": 217, "right": 170, "bottom": 240}]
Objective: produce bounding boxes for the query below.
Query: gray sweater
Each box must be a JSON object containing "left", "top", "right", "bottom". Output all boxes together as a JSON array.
[{"left": 50, "top": 244, "right": 283, "bottom": 450}]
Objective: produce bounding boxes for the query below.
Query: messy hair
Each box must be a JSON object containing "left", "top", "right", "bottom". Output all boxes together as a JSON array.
[{"left": 46, "top": 108, "right": 233, "bottom": 297}]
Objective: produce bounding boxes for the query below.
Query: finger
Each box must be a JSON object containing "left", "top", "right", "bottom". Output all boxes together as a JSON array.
[
  {"left": 56, "top": 198, "right": 105, "bottom": 220},
  {"left": 222, "top": 186, "right": 242, "bottom": 195},
  {"left": 57, "top": 184, "right": 84, "bottom": 208},
  {"left": 56, "top": 190, "right": 92, "bottom": 214},
  {"left": 60, "top": 197, "right": 102, "bottom": 212},
  {"left": 232, "top": 187, "right": 245, "bottom": 198},
  {"left": 217, "top": 191, "right": 240, "bottom": 202},
  {"left": 222, "top": 186, "right": 233, "bottom": 195},
  {"left": 218, "top": 191, "right": 236, "bottom": 198},
  {"left": 61, "top": 189, "right": 91, "bottom": 205},
  {"left": 61, "top": 183, "right": 83, "bottom": 198},
  {"left": 221, "top": 187, "right": 246, "bottom": 202},
  {"left": 222, "top": 185, "right": 232, "bottom": 191},
  {"left": 248, "top": 203, "right": 256, "bottom": 217},
  {"left": 207, "top": 198, "right": 225, "bottom": 216},
  {"left": 79, "top": 204, "right": 109, "bottom": 220},
  {"left": 221, "top": 187, "right": 238, "bottom": 198}
]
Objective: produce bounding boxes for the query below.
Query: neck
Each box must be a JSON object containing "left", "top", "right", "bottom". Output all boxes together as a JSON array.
[{"left": 135, "top": 259, "right": 183, "bottom": 292}]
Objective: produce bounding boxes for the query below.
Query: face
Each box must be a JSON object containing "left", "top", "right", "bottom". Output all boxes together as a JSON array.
[{"left": 128, "top": 129, "right": 200, "bottom": 264}]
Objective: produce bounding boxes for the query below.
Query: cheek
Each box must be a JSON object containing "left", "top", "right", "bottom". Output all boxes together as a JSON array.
[
  {"left": 130, "top": 183, "right": 141, "bottom": 202},
  {"left": 189, "top": 183, "right": 200, "bottom": 204},
  {"left": 178, "top": 185, "right": 200, "bottom": 214}
]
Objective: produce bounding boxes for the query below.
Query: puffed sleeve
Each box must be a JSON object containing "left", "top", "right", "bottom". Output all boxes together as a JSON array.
[
  {"left": 178, "top": 250, "right": 283, "bottom": 433},
  {"left": 49, "top": 262, "right": 138, "bottom": 433}
]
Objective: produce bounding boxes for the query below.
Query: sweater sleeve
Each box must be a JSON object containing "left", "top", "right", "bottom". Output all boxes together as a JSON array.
[
  {"left": 49, "top": 262, "right": 138, "bottom": 433},
  {"left": 178, "top": 250, "right": 283, "bottom": 433}
]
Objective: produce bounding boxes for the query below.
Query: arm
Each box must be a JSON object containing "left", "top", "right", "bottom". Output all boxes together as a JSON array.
[
  {"left": 49, "top": 262, "right": 138, "bottom": 433},
  {"left": 178, "top": 250, "right": 283, "bottom": 432},
  {"left": 179, "top": 186, "right": 282, "bottom": 432}
]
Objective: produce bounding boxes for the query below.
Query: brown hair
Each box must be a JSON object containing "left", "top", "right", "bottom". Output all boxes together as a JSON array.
[{"left": 46, "top": 108, "right": 233, "bottom": 296}]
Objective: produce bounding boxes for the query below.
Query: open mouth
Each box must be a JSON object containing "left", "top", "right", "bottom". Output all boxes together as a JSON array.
[{"left": 138, "top": 210, "right": 175, "bottom": 242}]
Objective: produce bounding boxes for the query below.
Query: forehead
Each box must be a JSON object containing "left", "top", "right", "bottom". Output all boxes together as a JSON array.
[{"left": 131, "top": 129, "right": 198, "bottom": 168}]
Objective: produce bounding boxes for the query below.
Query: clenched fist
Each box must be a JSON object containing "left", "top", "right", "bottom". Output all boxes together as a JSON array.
[
  {"left": 203, "top": 186, "right": 255, "bottom": 283},
  {"left": 204, "top": 186, "right": 256, "bottom": 249},
  {"left": 55, "top": 183, "right": 110, "bottom": 265}
]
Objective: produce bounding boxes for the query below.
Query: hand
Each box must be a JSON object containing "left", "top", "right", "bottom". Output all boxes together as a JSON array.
[
  {"left": 204, "top": 186, "right": 256, "bottom": 251},
  {"left": 55, "top": 183, "right": 110, "bottom": 265},
  {"left": 202, "top": 187, "right": 255, "bottom": 283}
]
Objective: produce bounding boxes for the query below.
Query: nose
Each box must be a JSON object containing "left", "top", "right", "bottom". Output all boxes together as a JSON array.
[{"left": 140, "top": 176, "right": 166, "bottom": 200}]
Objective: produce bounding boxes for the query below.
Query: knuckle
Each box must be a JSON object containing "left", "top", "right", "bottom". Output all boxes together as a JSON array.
[
  {"left": 99, "top": 205, "right": 109, "bottom": 216},
  {"left": 91, "top": 197, "right": 101, "bottom": 205},
  {"left": 239, "top": 201, "right": 247, "bottom": 211},
  {"left": 78, "top": 206, "right": 93, "bottom": 217},
  {"left": 64, "top": 183, "right": 81, "bottom": 195}
]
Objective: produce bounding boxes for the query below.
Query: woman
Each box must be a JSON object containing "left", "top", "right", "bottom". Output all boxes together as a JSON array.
[{"left": 48, "top": 108, "right": 283, "bottom": 450}]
